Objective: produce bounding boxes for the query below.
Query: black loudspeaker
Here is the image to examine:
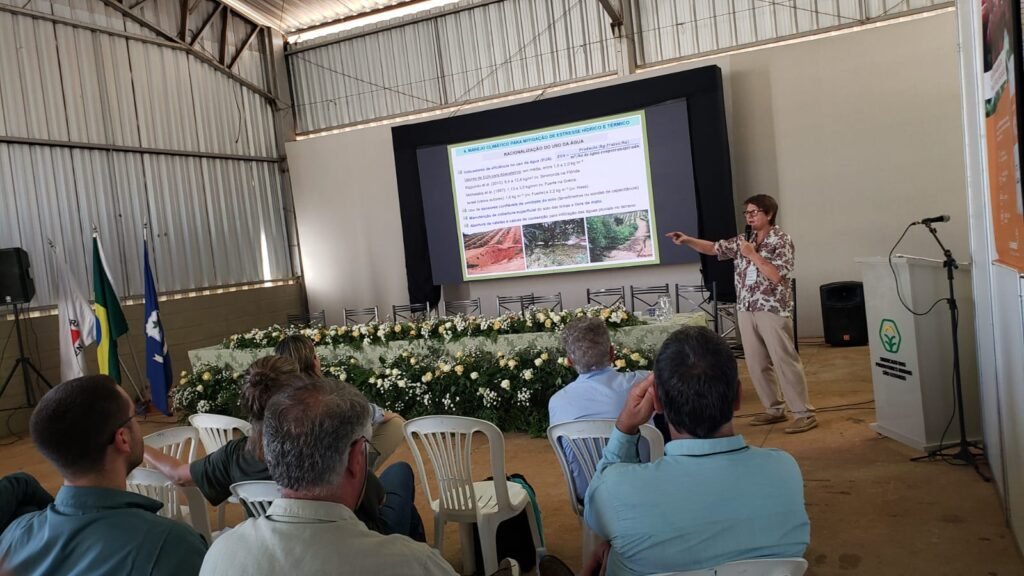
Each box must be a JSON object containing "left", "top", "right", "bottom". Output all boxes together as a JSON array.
[
  {"left": 0, "top": 248, "right": 36, "bottom": 304},
  {"left": 819, "top": 281, "right": 867, "bottom": 347}
]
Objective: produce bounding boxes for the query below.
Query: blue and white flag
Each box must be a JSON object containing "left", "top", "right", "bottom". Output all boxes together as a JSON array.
[{"left": 144, "top": 240, "right": 172, "bottom": 415}]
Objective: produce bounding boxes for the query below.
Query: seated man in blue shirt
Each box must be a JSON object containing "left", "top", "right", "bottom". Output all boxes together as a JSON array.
[
  {"left": 548, "top": 317, "right": 651, "bottom": 498},
  {"left": 583, "top": 326, "right": 810, "bottom": 576},
  {"left": 0, "top": 375, "right": 208, "bottom": 576}
]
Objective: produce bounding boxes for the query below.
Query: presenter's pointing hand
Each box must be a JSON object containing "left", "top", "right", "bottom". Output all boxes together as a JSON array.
[
  {"left": 666, "top": 231, "right": 688, "bottom": 245},
  {"left": 616, "top": 373, "right": 656, "bottom": 435}
]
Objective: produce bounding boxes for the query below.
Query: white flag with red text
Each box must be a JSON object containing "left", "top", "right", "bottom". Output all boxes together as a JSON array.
[{"left": 57, "top": 259, "right": 96, "bottom": 381}]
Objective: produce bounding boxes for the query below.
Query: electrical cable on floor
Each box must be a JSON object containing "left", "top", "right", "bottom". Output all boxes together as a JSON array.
[{"left": 735, "top": 398, "right": 875, "bottom": 419}]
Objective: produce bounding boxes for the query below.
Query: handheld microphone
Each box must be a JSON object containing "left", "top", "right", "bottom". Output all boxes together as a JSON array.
[
  {"left": 917, "top": 215, "right": 950, "bottom": 225},
  {"left": 744, "top": 224, "right": 754, "bottom": 242}
]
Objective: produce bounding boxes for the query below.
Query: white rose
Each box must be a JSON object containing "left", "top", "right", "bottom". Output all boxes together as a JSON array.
[
  {"left": 522, "top": 369, "right": 533, "bottom": 381},
  {"left": 454, "top": 365, "right": 464, "bottom": 375},
  {"left": 500, "top": 379, "right": 511, "bottom": 390},
  {"left": 470, "top": 372, "right": 479, "bottom": 380},
  {"left": 541, "top": 353, "right": 549, "bottom": 360},
  {"left": 630, "top": 353, "right": 641, "bottom": 361},
  {"left": 507, "top": 359, "right": 517, "bottom": 369},
  {"left": 422, "top": 372, "right": 433, "bottom": 383},
  {"left": 534, "top": 358, "right": 543, "bottom": 367},
  {"left": 196, "top": 385, "right": 204, "bottom": 392}
]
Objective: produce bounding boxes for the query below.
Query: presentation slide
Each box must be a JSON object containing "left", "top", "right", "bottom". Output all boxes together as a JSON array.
[{"left": 449, "top": 112, "right": 658, "bottom": 280}]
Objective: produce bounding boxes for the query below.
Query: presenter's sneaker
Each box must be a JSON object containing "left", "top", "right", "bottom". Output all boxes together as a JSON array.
[
  {"left": 784, "top": 416, "right": 818, "bottom": 434},
  {"left": 750, "top": 413, "right": 788, "bottom": 426}
]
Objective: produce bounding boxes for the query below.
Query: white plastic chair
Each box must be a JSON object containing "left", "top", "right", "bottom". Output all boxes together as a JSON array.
[
  {"left": 650, "top": 558, "right": 808, "bottom": 576},
  {"left": 144, "top": 426, "right": 199, "bottom": 463},
  {"left": 127, "top": 467, "right": 213, "bottom": 543},
  {"left": 404, "top": 416, "right": 543, "bottom": 576},
  {"left": 188, "top": 414, "right": 252, "bottom": 529},
  {"left": 188, "top": 414, "right": 252, "bottom": 454},
  {"left": 547, "top": 420, "right": 665, "bottom": 562},
  {"left": 229, "top": 481, "right": 282, "bottom": 518}
]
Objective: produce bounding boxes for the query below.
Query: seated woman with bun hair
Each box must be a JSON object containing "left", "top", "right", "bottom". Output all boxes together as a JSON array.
[
  {"left": 274, "top": 334, "right": 406, "bottom": 471},
  {"left": 143, "top": 356, "right": 409, "bottom": 538}
]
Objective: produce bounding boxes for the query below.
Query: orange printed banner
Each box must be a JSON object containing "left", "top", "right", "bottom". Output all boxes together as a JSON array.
[{"left": 983, "top": 0, "right": 1024, "bottom": 272}]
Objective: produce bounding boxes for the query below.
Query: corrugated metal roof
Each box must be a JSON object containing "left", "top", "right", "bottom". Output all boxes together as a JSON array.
[
  {"left": 220, "top": 0, "right": 425, "bottom": 34},
  {"left": 289, "top": 0, "right": 952, "bottom": 135},
  {"left": 0, "top": 3, "right": 291, "bottom": 306}
]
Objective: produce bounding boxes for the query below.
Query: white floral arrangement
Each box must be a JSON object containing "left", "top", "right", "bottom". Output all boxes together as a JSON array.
[{"left": 224, "top": 304, "right": 644, "bottom": 351}]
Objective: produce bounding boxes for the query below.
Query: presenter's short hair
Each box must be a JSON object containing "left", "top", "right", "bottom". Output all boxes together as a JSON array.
[{"left": 743, "top": 194, "right": 778, "bottom": 225}]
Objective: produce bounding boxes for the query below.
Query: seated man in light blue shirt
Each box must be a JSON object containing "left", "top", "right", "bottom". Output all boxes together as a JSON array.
[
  {"left": 0, "top": 375, "right": 208, "bottom": 576},
  {"left": 548, "top": 317, "right": 650, "bottom": 498},
  {"left": 583, "top": 326, "right": 810, "bottom": 576}
]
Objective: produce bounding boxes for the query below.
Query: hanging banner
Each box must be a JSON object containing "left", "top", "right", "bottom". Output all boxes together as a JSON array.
[{"left": 983, "top": 0, "right": 1024, "bottom": 272}]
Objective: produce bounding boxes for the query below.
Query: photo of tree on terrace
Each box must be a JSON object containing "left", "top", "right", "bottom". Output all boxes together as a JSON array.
[
  {"left": 523, "top": 219, "right": 589, "bottom": 270},
  {"left": 463, "top": 226, "right": 526, "bottom": 276},
  {"left": 586, "top": 210, "right": 653, "bottom": 262}
]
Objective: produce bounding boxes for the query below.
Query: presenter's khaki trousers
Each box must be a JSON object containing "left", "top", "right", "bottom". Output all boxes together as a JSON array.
[{"left": 738, "top": 311, "right": 815, "bottom": 418}]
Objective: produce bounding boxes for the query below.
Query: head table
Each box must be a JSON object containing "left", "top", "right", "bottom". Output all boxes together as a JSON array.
[{"left": 187, "top": 313, "right": 708, "bottom": 371}]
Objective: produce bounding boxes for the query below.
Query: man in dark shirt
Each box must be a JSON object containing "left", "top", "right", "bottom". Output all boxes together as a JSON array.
[
  {"left": 0, "top": 375, "right": 208, "bottom": 576},
  {"left": 0, "top": 472, "right": 52, "bottom": 533}
]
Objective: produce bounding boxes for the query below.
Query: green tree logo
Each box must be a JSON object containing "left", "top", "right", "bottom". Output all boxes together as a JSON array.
[{"left": 879, "top": 319, "right": 901, "bottom": 354}]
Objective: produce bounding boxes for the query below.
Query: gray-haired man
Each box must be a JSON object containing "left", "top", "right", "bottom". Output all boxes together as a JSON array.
[
  {"left": 200, "top": 378, "right": 456, "bottom": 576},
  {"left": 548, "top": 317, "right": 654, "bottom": 497}
]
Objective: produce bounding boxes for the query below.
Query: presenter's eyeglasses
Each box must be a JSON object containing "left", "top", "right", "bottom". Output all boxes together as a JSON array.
[{"left": 742, "top": 209, "right": 763, "bottom": 217}]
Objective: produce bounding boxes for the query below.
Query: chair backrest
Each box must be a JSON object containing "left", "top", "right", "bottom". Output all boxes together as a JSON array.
[
  {"left": 127, "top": 467, "right": 178, "bottom": 519},
  {"left": 525, "top": 293, "right": 563, "bottom": 312},
  {"left": 144, "top": 426, "right": 199, "bottom": 463},
  {"left": 126, "top": 467, "right": 213, "bottom": 542},
  {"left": 675, "top": 282, "right": 718, "bottom": 332},
  {"left": 393, "top": 302, "right": 431, "bottom": 322},
  {"left": 230, "top": 481, "right": 282, "bottom": 518},
  {"left": 343, "top": 306, "right": 379, "bottom": 325},
  {"left": 652, "top": 558, "right": 808, "bottom": 576},
  {"left": 287, "top": 310, "right": 326, "bottom": 327},
  {"left": 630, "top": 284, "right": 670, "bottom": 312},
  {"left": 586, "top": 286, "right": 625, "bottom": 308},
  {"left": 404, "top": 416, "right": 511, "bottom": 515},
  {"left": 443, "top": 298, "right": 482, "bottom": 317},
  {"left": 188, "top": 414, "right": 252, "bottom": 455},
  {"left": 547, "top": 419, "right": 664, "bottom": 516},
  {"left": 496, "top": 294, "right": 531, "bottom": 316}
]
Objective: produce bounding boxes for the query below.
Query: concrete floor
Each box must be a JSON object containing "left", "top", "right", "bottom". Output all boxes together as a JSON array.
[{"left": 1, "top": 343, "right": 1021, "bottom": 575}]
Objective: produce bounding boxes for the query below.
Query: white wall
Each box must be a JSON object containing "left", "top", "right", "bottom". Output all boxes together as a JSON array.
[
  {"left": 287, "top": 126, "right": 409, "bottom": 321},
  {"left": 957, "top": 0, "right": 1024, "bottom": 552},
  {"left": 287, "top": 11, "right": 966, "bottom": 338}
]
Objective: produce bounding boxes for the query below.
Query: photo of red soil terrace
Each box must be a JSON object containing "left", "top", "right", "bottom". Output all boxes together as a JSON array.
[{"left": 463, "top": 226, "right": 526, "bottom": 276}]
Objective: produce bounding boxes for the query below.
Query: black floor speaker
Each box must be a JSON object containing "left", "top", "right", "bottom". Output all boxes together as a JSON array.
[
  {"left": 0, "top": 248, "right": 36, "bottom": 305},
  {"left": 819, "top": 281, "right": 867, "bottom": 347}
]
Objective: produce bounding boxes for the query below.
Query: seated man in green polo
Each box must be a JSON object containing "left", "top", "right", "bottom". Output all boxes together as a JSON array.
[{"left": 0, "top": 375, "right": 208, "bottom": 575}]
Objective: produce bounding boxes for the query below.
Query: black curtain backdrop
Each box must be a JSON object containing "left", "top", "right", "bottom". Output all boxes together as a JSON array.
[{"left": 391, "top": 65, "right": 737, "bottom": 307}]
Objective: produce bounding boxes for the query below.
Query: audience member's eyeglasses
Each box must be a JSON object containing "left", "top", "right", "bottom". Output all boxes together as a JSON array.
[
  {"left": 742, "top": 209, "right": 762, "bottom": 217},
  {"left": 109, "top": 415, "right": 134, "bottom": 444}
]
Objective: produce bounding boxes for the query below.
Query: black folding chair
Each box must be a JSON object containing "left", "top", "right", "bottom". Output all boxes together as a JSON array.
[
  {"left": 496, "top": 294, "right": 532, "bottom": 316},
  {"left": 443, "top": 298, "right": 482, "bottom": 317},
  {"left": 287, "top": 310, "right": 326, "bottom": 328},
  {"left": 586, "top": 287, "right": 625, "bottom": 308},
  {"left": 629, "top": 284, "right": 670, "bottom": 313},
  {"left": 525, "top": 293, "right": 563, "bottom": 311},
  {"left": 392, "top": 303, "right": 431, "bottom": 322},
  {"left": 343, "top": 306, "right": 379, "bottom": 325}
]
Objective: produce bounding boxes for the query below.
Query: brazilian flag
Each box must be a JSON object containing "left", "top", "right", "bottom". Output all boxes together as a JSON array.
[{"left": 93, "top": 237, "right": 128, "bottom": 382}]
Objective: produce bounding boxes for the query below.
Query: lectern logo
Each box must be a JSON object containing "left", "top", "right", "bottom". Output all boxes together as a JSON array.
[{"left": 879, "top": 319, "right": 901, "bottom": 353}]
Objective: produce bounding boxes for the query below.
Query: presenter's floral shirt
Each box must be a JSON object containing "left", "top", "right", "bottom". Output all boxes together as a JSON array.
[{"left": 714, "top": 226, "right": 795, "bottom": 317}]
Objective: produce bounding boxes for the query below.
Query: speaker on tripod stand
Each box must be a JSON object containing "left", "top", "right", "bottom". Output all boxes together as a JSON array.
[{"left": 0, "top": 247, "right": 52, "bottom": 411}]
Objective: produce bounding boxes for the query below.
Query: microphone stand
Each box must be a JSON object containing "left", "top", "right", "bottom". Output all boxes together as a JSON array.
[{"left": 909, "top": 223, "right": 987, "bottom": 481}]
